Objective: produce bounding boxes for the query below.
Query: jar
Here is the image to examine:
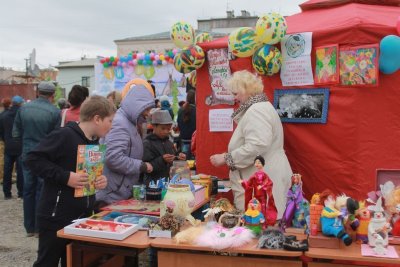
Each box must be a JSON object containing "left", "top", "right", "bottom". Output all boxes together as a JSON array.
[
  {"left": 161, "top": 184, "right": 197, "bottom": 225},
  {"left": 169, "top": 160, "right": 191, "bottom": 181}
]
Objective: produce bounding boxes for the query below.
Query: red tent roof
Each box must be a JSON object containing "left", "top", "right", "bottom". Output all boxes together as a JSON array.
[{"left": 300, "top": 0, "right": 400, "bottom": 11}]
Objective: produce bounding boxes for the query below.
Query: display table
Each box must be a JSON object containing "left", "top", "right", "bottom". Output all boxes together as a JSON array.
[
  {"left": 151, "top": 237, "right": 303, "bottom": 267},
  {"left": 58, "top": 229, "right": 150, "bottom": 267},
  {"left": 305, "top": 243, "right": 400, "bottom": 267}
]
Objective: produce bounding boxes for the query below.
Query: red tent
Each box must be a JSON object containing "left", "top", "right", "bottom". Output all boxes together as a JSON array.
[{"left": 196, "top": 0, "right": 400, "bottom": 199}]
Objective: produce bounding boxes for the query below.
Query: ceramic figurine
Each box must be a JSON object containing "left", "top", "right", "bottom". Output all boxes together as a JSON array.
[
  {"left": 280, "top": 173, "right": 309, "bottom": 231},
  {"left": 242, "top": 198, "right": 265, "bottom": 236},
  {"left": 368, "top": 197, "right": 391, "bottom": 248},
  {"left": 241, "top": 155, "right": 277, "bottom": 226},
  {"left": 355, "top": 201, "right": 370, "bottom": 244},
  {"left": 319, "top": 189, "right": 352, "bottom": 246}
]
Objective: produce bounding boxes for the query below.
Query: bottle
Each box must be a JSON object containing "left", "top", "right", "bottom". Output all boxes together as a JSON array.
[{"left": 139, "top": 184, "right": 146, "bottom": 201}]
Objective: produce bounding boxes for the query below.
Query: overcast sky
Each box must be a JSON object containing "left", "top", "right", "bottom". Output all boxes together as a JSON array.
[{"left": 0, "top": 0, "right": 304, "bottom": 70}]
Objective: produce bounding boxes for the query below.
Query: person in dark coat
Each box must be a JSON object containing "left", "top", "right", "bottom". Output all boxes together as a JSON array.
[
  {"left": 177, "top": 90, "right": 196, "bottom": 159},
  {"left": 0, "top": 96, "right": 24, "bottom": 199},
  {"left": 143, "top": 110, "right": 186, "bottom": 184}
]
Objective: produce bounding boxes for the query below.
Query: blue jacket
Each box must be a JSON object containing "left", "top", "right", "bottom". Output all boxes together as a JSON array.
[
  {"left": 12, "top": 97, "right": 61, "bottom": 158},
  {"left": 96, "top": 85, "right": 154, "bottom": 204}
]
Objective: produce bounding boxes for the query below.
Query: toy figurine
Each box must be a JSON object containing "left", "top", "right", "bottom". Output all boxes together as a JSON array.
[
  {"left": 242, "top": 198, "right": 265, "bottom": 236},
  {"left": 368, "top": 197, "right": 391, "bottom": 248},
  {"left": 280, "top": 173, "right": 309, "bottom": 231},
  {"left": 356, "top": 201, "right": 370, "bottom": 244},
  {"left": 241, "top": 155, "right": 277, "bottom": 226},
  {"left": 319, "top": 189, "right": 352, "bottom": 246},
  {"left": 309, "top": 193, "right": 323, "bottom": 234},
  {"left": 385, "top": 187, "right": 400, "bottom": 236}
]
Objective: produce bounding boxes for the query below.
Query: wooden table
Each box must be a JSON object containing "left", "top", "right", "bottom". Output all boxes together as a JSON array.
[
  {"left": 57, "top": 229, "right": 150, "bottom": 267},
  {"left": 305, "top": 243, "right": 400, "bottom": 267},
  {"left": 151, "top": 237, "right": 303, "bottom": 267}
]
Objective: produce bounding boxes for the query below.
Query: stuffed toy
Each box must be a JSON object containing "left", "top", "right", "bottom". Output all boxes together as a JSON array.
[
  {"left": 280, "top": 174, "right": 310, "bottom": 232},
  {"left": 194, "top": 222, "right": 254, "bottom": 250},
  {"left": 319, "top": 189, "right": 352, "bottom": 246},
  {"left": 174, "top": 226, "right": 205, "bottom": 244},
  {"left": 355, "top": 201, "right": 370, "bottom": 244},
  {"left": 385, "top": 186, "right": 400, "bottom": 236},
  {"left": 242, "top": 198, "right": 265, "bottom": 236},
  {"left": 368, "top": 197, "right": 391, "bottom": 248},
  {"left": 241, "top": 155, "right": 277, "bottom": 226},
  {"left": 202, "top": 198, "right": 235, "bottom": 223},
  {"left": 309, "top": 193, "right": 323, "bottom": 234}
]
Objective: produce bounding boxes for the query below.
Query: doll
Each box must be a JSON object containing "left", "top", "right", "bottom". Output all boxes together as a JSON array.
[
  {"left": 368, "top": 197, "right": 391, "bottom": 248},
  {"left": 319, "top": 189, "right": 352, "bottom": 246},
  {"left": 241, "top": 198, "right": 265, "bottom": 236},
  {"left": 385, "top": 186, "right": 400, "bottom": 236},
  {"left": 241, "top": 155, "right": 277, "bottom": 226},
  {"left": 356, "top": 201, "right": 370, "bottom": 244},
  {"left": 280, "top": 173, "right": 310, "bottom": 231},
  {"left": 309, "top": 193, "right": 323, "bottom": 234}
]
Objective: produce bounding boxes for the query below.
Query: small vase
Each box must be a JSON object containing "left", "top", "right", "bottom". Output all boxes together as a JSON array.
[{"left": 161, "top": 184, "right": 198, "bottom": 226}]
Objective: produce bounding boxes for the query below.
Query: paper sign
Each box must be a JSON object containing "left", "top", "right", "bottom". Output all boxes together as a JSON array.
[
  {"left": 209, "top": 109, "right": 234, "bottom": 132},
  {"left": 281, "top": 32, "right": 314, "bottom": 86}
]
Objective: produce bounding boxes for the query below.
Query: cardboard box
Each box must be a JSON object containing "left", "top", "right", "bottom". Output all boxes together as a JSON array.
[
  {"left": 376, "top": 169, "right": 400, "bottom": 190},
  {"left": 194, "top": 184, "right": 207, "bottom": 205},
  {"left": 308, "top": 233, "right": 340, "bottom": 249},
  {"left": 64, "top": 219, "right": 140, "bottom": 240},
  {"left": 192, "top": 176, "right": 212, "bottom": 198}
]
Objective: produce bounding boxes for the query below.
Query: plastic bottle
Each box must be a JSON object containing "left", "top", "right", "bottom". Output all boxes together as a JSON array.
[{"left": 139, "top": 184, "right": 146, "bottom": 201}]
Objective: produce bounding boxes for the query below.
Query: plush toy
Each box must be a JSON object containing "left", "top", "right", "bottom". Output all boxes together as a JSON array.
[
  {"left": 309, "top": 193, "right": 323, "bottom": 234},
  {"left": 385, "top": 186, "right": 400, "bottom": 236},
  {"left": 319, "top": 189, "right": 352, "bottom": 246},
  {"left": 280, "top": 174, "right": 309, "bottom": 231},
  {"left": 242, "top": 198, "right": 265, "bottom": 236},
  {"left": 368, "top": 197, "right": 392, "bottom": 248},
  {"left": 202, "top": 197, "right": 235, "bottom": 222},
  {"left": 355, "top": 201, "right": 370, "bottom": 244},
  {"left": 174, "top": 226, "right": 205, "bottom": 244},
  {"left": 241, "top": 155, "right": 277, "bottom": 226}
]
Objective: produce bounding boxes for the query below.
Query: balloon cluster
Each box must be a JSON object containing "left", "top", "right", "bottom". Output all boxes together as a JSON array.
[
  {"left": 99, "top": 50, "right": 178, "bottom": 68},
  {"left": 379, "top": 17, "right": 400, "bottom": 75},
  {"left": 170, "top": 21, "right": 207, "bottom": 74}
]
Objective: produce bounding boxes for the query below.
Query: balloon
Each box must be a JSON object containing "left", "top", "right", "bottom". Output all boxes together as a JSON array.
[
  {"left": 121, "top": 78, "right": 154, "bottom": 99},
  {"left": 135, "top": 65, "right": 145, "bottom": 75},
  {"left": 112, "top": 61, "right": 118, "bottom": 66},
  {"left": 132, "top": 59, "right": 138, "bottom": 66},
  {"left": 122, "top": 62, "right": 127, "bottom": 68},
  {"left": 195, "top": 32, "right": 213, "bottom": 43},
  {"left": 100, "top": 58, "right": 106, "bottom": 64},
  {"left": 170, "top": 21, "right": 195, "bottom": 48},
  {"left": 103, "top": 68, "right": 114, "bottom": 80},
  {"left": 103, "top": 62, "right": 108, "bottom": 68},
  {"left": 252, "top": 45, "right": 282, "bottom": 76},
  {"left": 115, "top": 66, "right": 124, "bottom": 79},
  {"left": 110, "top": 56, "right": 115, "bottom": 62},
  {"left": 188, "top": 71, "right": 196, "bottom": 87},
  {"left": 144, "top": 66, "right": 155, "bottom": 79},
  {"left": 160, "top": 55, "right": 165, "bottom": 61},
  {"left": 115, "top": 57, "right": 119, "bottom": 62},
  {"left": 145, "top": 54, "right": 150, "bottom": 61},
  {"left": 153, "top": 60, "right": 158, "bottom": 66},
  {"left": 132, "top": 54, "right": 137, "bottom": 59},
  {"left": 379, "top": 35, "right": 400, "bottom": 74},
  {"left": 155, "top": 55, "right": 160, "bottom": 61},
  {"left": 138, "top": 59, "right": 143, "bottom": 65},
  {"left": 228, "top": 27, "right": 259, "bottom": 57},
  {"left": 256, "top": 12, "right": 287, "bottom": 45},
  {"left": 173, "top": 45, "right": 205, "bottom": 74}
]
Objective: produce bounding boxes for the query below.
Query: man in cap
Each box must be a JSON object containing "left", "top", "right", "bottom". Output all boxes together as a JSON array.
[
  {"left": 13, "top": 82, "right": 61, "bottom": 237},
  {"left": 0, "top": 96, "right": 24, "bottom": 200}
]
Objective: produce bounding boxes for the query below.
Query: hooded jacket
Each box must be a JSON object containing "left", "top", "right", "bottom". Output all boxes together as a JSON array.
[
  {"left": 96, "top": 85, "right": 154, "bottom": 204},
  {"left": 25, "top": 122, "right": 98, "bottom": 230}
]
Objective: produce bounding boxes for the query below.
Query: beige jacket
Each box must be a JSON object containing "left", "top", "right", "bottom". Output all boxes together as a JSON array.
[{"left": 227, "top": 101, "right": 292, "bottom": 218}]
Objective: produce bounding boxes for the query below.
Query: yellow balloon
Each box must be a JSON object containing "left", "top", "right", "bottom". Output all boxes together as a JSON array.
[
  {"left": 103, "top": 68, "right": 114, "bottom": 80},
  {"left": 160, "top": 55, "right": 165, "bottom": 61},
  {"left": 135, "top": 65, "right": 145, "bottom": 76},
  {"left": 228, "top": 27, "right": 259, "bottom": 57}
]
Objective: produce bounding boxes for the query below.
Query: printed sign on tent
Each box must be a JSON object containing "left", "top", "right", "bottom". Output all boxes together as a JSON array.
[
  {"left": 209, "top": 108, "right": 234, "bottom": 132},
  {"left": 206, "top": 49, "right": 234, "bottom": 106},
  {"left": 280, "top": 32, "right": 314, "bottom": 86}
]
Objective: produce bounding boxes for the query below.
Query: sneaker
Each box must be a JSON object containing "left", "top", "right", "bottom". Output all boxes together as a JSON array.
[{"left": 26, "top": 233, "right": 35, "bottom": 237}]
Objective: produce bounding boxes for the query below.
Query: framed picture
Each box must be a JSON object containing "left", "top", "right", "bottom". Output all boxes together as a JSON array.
[
  {"left": 273, "top": 88, "right": 330, "bottom": 124},
  {"left": 339, "top": 44, "right": 379, "bottom": 87},
  {"left": 315, "top": 44, "right": 339, "bottom": 85}
]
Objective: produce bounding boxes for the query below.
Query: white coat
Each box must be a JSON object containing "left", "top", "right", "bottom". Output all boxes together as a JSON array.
[{"left": 228, "top": 101, "right": 292, "bottom": 218}]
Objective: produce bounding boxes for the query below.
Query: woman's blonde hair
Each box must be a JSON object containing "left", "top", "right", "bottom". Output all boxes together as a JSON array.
[{"left": 226, "top": 70, "right": 264, "bottom": 96}]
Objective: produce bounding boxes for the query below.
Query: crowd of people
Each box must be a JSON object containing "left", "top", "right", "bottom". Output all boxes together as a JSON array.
[{"left": 0, "top": 79, "right": 197, "bottom": 266}]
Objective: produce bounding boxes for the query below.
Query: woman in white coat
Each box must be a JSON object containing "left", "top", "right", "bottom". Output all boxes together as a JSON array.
[{"left": 210, "top": 70, "right": 292, "bottom": 220}]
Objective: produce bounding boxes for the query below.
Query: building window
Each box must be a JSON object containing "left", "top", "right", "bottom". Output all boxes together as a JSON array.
[{"left": 82, "top": 76, "right": 90, "bottom": 87}]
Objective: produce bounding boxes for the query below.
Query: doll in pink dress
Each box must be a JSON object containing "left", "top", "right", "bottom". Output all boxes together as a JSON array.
[{"left": 241, "top": 155, "right": 277, "bottom": 227}]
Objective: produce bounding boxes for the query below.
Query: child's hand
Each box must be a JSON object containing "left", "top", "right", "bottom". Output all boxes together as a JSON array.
[
  {"left": 67, "top": 172, "right": 89, "bottom": 189},
  {"left": 145, "top": 162, "right": 153, "bottom": 173},
  {"left": 163, "top": 154, "right": 175, "bottom": 163},
  {"left": 95, "top": 175, "right": 107, "bottom": 190},
  {"left": 178, "top": 153, "right": 186, "bottom": 160}
]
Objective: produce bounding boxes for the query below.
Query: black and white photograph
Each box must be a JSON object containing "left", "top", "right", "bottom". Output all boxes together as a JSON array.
[{"left": 273, "top": 88, "right": 330, "bottom": 123}]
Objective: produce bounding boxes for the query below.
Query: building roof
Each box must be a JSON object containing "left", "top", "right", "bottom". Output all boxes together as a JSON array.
[
  {"left": 56, "top": 58, "right": 97, "bottom": 68},
  {"left": 114, "top": 30, "right": 227, "bottom": 43}
]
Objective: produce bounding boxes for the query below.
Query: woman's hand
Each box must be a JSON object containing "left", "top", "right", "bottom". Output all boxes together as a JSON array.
[
  {"left": 210, "top": 153, "right": 226, "bottom": 167},
  {"left": 95, "top": 175, "right": 108, "bottom": 190},
  {"left": 178, "top": 153, "right": 186, "bottom": 160}
]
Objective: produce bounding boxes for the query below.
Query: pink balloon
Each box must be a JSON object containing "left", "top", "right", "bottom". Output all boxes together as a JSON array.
[
  {"left": 155, "top": 55, "right": 160, "bottom": 61},
  {"left": 132, "top": 59, "right": 138, "bottom": 66},
  {"left": 128, "top": 61, "right": 133, "bottom": 66},
  {"left": 150, "top": 52, "right": 155, "bottom": 57},
  {"left": 172, "top": 48, "right": 178, "bottom": 54},
  {"left": 397, "top": 16, "right": 400, "bottom": 35},
  {"left": 122, "top": 62, "right": 127, "bottom": 67},
  {"left": 117, "top": 61, "right": 122, "bottom": 67}
]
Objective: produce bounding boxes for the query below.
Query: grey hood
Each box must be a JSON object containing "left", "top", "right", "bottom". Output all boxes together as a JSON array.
[{"left": 120, "top": 84, "right": 154, "bottom": 125}]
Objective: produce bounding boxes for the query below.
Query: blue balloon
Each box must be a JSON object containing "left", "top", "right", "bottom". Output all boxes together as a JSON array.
[
  {"left": 379, "top": 35, "right": 400, "bottom": 75},
  {"left": 145, "top": 54, "right": 151, "bottom": 61}
]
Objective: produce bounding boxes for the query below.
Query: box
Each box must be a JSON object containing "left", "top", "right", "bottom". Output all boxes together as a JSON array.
[
  {"left": 192, "top": 175, "right": 212, "bottom": 198},
  {"left": 376, "top": 169, "right": 400, "bottom": 190},
  {"left": 64, "top": 219, "right": 140, "bottom": 240},
  {"left": 308, "top": 233, "right": 340, "bottom": 249},
  {"left": 194, "top": 184, "right": 207, "bottom": 206}
]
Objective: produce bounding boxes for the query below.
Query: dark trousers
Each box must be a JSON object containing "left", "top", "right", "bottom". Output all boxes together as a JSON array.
[
  {"left": 2, "top": 153, "right": 23, "bottom": 198},
  {"left": 33, "top": 228, "right": 69, "bottom": 267}
]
